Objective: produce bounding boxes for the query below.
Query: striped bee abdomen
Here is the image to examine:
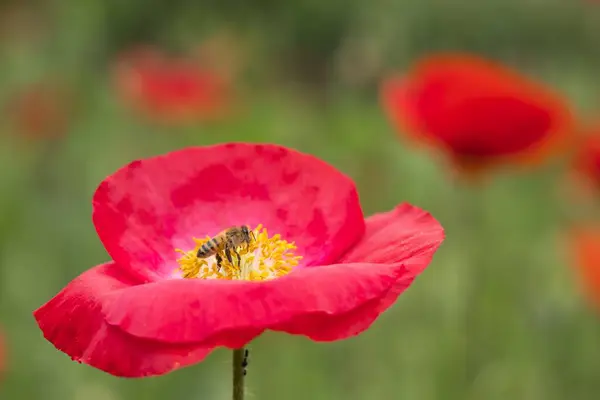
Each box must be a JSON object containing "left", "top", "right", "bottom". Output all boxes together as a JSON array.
[{"left": 196, "top": 237, "right": 221, "bottom": 258}]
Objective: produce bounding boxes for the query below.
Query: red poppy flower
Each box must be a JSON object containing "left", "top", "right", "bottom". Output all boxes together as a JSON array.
[
  {"left": 0, "top": 327, "right": 4, "bottom": 380},
  {"left": 113, "top": 47, "right": 230, "bottom": 125},
  {"left": 570, "top": 226, "right": 600, "bottom": 308},
  {"left": 5, "top": 82, "right": 70, "bottom": 139},
  {"left": 559, "top": 126, "right": 600, "bottom": 214},
  {"left": 381, "top": 53, "right": 573, "bottom": 174},
  {"left": 33, "top": 143, "right": 444, "bottom": 378},
  {"left": 571, "top": 129, "right": 600, "bottom": 191}
]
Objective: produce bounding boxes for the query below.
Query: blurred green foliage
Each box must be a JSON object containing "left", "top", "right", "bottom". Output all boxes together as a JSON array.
[{"left": 1, "top": 1, "right": 600, "bottom": 399}]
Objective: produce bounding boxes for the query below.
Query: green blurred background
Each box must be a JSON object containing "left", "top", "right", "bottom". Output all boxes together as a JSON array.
[{"left": 1, "top": 0, "right": 600, "bottom": 399}]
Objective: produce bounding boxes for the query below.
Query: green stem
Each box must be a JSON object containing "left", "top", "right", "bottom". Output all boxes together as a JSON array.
[
  {"left": 452, "top": 180, "right": 487, "bottom": 388},
  {"left": 232, "top": 348, "right": 246, "bottom": 400}
]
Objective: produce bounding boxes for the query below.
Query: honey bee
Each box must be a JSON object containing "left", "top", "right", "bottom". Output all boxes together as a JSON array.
[{"left": 196, "top": 225, "right": 255, "bottom": 270}]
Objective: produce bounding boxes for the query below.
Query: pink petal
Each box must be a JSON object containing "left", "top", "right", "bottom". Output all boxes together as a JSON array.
[
  {"left": 33, "top": 262, "right": 213, "bottom": 377},
  {"left": 105, "top": 203, "right": 443, "bottom": 345},
  {"left": 103, "top": 262, "right": 408, "bottom": 346},
  {"left": 339, "top": 203, "right": 445, "bottom": 276},
  {"left": 92, "top": 143, "right": 364, "bottom": 282},
  {"left": 273, "top": 203, "right": 444, "bottom": 341}
]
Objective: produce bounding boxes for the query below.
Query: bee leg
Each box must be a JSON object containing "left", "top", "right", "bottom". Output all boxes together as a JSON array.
[
  {"left": 225, "top": 246, "right": 234, "bottom": 265},
  {"left": 215, "top": 253, "right": 223, "bottom": 271},
  {"left": 234, "top": 250, "right": 242, "bottom": 267}
]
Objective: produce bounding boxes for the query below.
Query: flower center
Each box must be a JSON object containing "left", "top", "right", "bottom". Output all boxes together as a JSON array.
[{"left": 175, "top": 224, "right": 302, "bottom": 281}]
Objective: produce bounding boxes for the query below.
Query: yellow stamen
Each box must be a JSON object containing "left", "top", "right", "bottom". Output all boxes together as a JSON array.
[{"left": 175, "top": 224, "right": 302, "bottom": 281}]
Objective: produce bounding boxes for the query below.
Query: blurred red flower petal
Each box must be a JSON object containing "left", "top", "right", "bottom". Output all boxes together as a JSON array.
[
  {"left": 381, "top": 53, "right": 574, "bottom": 174},
  {"left": 6, "top": 82, "right": 70, "bottom": 139},
  {"left": 0, "top": 327, "right": 4, "bottom": 380},
  {"left": 113, "top": 47, "right": 230, "bottom": 125},
  {"left": 572, "top": 129, "right": 600, "bottom": 192},
  {"left": 34, "top": 143, "right": 444, "bottom": 377},
  {"left": 570, "top": 227, "right": 600, "bottom": 308}
]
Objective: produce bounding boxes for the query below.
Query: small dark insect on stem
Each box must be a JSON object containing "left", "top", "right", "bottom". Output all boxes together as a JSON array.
[{"left": 242, "top": 349, "right": 249, "bottom": 375}]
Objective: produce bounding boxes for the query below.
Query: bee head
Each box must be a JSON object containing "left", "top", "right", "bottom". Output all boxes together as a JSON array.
[{"left": 241, "top": 225, "right": 254, "bottom": 242}]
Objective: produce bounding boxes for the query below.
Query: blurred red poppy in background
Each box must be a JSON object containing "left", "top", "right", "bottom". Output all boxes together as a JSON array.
[
  {"left": 34, "top": 143, "right": 444, "bottom": 377},
  {"left": 0, "top": 327, "right": 5, "bottom": 381},
  {"left": 560, "top": 126, "right": 600, "bottom": 222},
  {"left": 113, "top": 47, "right": 231, "bottom": 125},
  {"left": 381, "top": 53, "right": 574, "bottom": 175},
  {"left": 571, "top": 129, "right": 600, "bottom": 193},
  {"left": 570, "top": 227, "right": 600, "bottom": 308},
  {"left": 5, "top": 82, "right": 70, "bottom": 140}
]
